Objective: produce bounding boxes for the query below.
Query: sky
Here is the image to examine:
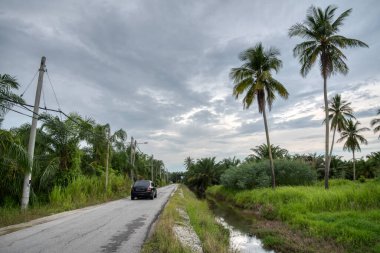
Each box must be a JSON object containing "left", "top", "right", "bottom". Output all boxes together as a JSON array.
[{"left": 1, "top": 0, "right": 379, "bottom": 172}]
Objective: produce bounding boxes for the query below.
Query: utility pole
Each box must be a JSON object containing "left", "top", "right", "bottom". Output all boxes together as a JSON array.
[
  {"left": 105, "top": 127, "right": 110, "bottom": 193},
  {"left": 151, "top": 155, "right": 154, "bottom": 182},
  {"left": 21, "top": 56, "right": 46, "bottom": 210},
  {"left": 130, "top": 136, "right": 134, "bottom": 182}
]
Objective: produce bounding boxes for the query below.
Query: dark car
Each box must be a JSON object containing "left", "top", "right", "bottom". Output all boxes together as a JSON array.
[{"left": 131, "top": 180, "right": 157, "bottom": 200}]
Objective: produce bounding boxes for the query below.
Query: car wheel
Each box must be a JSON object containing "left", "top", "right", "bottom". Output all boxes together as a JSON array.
[
  {"left": 131, "top": 195, "right": 135, "bottom": 200},
  {"left": 150, "top": 193, "right": 154, "bottom": 200},
  {"left": 155, "top": 192, "right": 157, "bottom": 198}
]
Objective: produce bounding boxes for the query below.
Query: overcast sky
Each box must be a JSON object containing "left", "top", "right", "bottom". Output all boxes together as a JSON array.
[{"left": 1, "top": 0, "right": 379, "bottom": 172}]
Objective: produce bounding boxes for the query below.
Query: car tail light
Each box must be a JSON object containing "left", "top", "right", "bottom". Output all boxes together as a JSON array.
[{"left": 147, "top": 187, "right": 152, "bottom": 192}]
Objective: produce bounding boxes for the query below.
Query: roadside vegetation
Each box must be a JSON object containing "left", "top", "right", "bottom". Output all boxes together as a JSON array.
[
  {"left": 1, "top": 75, "right": 167, "bottom": 227},
  {"left": 0, "top": 173, "right": 131, "bottom": 227},
  {"left": 142, "top": 185, "right": 230, "bottom": 253},
  {"left": 207, "top": 179, "right": 380, "bottom": 253}
]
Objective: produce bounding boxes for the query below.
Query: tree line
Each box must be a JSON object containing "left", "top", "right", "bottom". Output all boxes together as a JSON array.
[
  {"left": 182, "top": 147, "right": 380, "bottom": 196},
  {"left": 0, "top": 75, "right": 166, "bottom": 208}
]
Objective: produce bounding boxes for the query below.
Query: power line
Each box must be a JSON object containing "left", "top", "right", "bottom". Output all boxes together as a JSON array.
[
  {"left": 20, "top": 70, "right": 39, "bottom": 97},
  {"left": 45, "top": 70, "right": 62, "bottom": 120},
  {"left": 0, "top": 104, "right": 33, "bottom": 118}
]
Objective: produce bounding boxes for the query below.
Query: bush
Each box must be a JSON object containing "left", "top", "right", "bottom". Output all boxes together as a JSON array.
[
  {"left": 220, "top": 162, "right": 270, "bottom": 189},
  {"left": 221, "top": 160, "right": 316, "bottom": 189},
  {"left": 49, "top": 173, "right": 131, "bottom": 209}
]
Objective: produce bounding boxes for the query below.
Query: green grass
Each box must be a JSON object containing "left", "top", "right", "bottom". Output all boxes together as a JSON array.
[
  {"left": 142, "top": 185, "right": 230, "bottom": 253},
  {"left": 207, "top": 179, "right": 380, "bottom": 253},
  {"left": 0, "top": 174, "right": 131, "bottom": 228}
]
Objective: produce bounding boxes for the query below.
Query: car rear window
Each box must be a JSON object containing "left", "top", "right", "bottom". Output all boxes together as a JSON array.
[{"left": 134, "top": 180, "right": 150, "bottom": 187}]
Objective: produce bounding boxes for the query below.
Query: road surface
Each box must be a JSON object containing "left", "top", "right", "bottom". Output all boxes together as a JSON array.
[{"left": 0, "top": 184, "right": 177, "bottom": 253}]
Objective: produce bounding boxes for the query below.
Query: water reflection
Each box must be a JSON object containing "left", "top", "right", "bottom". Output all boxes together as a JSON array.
[
  {"left": 208, "top": 199, "right": 275, "bottom": 253},
  {"left": 216, "top": 217, "right": 274, "bottom": 253}
]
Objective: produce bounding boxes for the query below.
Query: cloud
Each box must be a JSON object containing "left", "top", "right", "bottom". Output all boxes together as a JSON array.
[{"left": 1, "top": 0, "right": 379, "bottom": 171}]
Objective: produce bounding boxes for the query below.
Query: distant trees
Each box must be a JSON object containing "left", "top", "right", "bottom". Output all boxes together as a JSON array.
[
  {"left": 326, "top": 94, "right": 355, "bottom": 172},
  {"left": 0, "top": 109, "right": 165, "bottom": 207},
  {"left": 250, "top": 144, "right": 289, "bottom": 160},
  {"left": 230, "top": 43, "right": 288, "bottom": 189},
  {"left": 184, "top": 157, "right": 238, "bottom": 196},
  {"left": 337, "top": 119, "right": 370, "bottom": 180},
  {"left": 289, "top": 5, "right": 368, "bottom": 189}
]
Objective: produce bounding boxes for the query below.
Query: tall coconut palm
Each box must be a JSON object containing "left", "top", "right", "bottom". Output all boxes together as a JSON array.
[
  {"left": 337, "top": 119, "right": 369, "bottom": 180},
  {"left": 230, "top": 43, "right": 289, "bottom": 189},
  {"left": 0, "top": 74, "right": 24, "bottom": 127},
  {"left": 325, "top": 94, "right": 355, "bottom": 171},
  {"left": 289, "top": 5, "right": 368, "bottom": 189},
  {"left": 370, "top": 109, "right": 380, "bottom": 139}
]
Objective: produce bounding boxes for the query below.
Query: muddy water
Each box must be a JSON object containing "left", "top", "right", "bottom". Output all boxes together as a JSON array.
[{"left": 208, "top": 199, "right": 275, "bottom": 253}]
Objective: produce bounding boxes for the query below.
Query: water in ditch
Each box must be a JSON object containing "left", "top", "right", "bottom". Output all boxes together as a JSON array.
[{"left": 208, "top": 199, "right": 275, "bottom": 253}]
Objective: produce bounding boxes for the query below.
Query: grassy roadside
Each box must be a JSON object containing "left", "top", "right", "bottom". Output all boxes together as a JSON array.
[
  {"left": 141, "top": 184, "right": 230, "bottom": 253},
  {"left": 0, "top": 174, "right": 131, "bottom": 228},
  {"left": 207, "top": 179, "right": 380, "bottom": 253}
]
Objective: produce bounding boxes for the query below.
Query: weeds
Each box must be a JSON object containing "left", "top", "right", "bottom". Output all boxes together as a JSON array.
[
  {"left": 142, "top": 185, "right": 230, "bottom": 253},
  {"left": 0, "top": 173, "right": 131, "bottom": 228},
  {"left": 207, "top": 179, "right": 380, "bottom": 252}
]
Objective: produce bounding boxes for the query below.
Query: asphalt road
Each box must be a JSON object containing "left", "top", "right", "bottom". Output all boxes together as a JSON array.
[{"left": 0, "top": 184, "right": 177, "bottom": 253}]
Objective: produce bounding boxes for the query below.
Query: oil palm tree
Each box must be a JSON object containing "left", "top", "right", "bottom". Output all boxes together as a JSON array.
[
  {"left": 0, "top": 129, "right": 30, "bottom": 205},
  {"left": 289, "top": 5, "right": 368, "bottom": 189},
  {"left": 0, "top": 74, "right": 24, "bottom": 127},
  {"left": 370, "top": 109, "right": 380, "bottom": 139},
  {"left": 250, "top": 143, "right": 289, "bottom": 160},
  {"left": 230, "top": 43, "right": 289, "bottom": 189},
  {"left": 325, "top": 94, "right": 355, "bottom": 171},
  {"left": 337, "top": 119, "right": 369, "bottom": 180}
]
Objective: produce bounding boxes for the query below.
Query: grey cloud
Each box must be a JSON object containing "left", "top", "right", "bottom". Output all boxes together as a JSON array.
[{"left": 1, "top": 0, "right": 379, "bottom": 170}]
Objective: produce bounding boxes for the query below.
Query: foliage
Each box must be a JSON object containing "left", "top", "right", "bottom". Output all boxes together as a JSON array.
[
  {"left": 370, "top": 109, "right": 380, "bottom": 139},
  {"left": 0, "top": 74, "right": 24, "bottom": 127},
  {"left": 221, "top": 160, "right": 316, "bottom": 189},
  {"left": 49, "top": 172, "right": 130, "bottom": 209},
  {"left": 220, "top": 162, "right": 270, "bottom": 189},
  {"left": 142, "top": 185, "right": 229, "bottom": 253},
  {"left": 230, "top": 42, "right": 289, "bottom": 189},
  {"left": 250, "top": 143, "right": 289, "bottom": 160},
  {"left": 289, "top": 4, "right": 368, "bottom": 189},
  {"left": 1, "top": 109, "right": 166, "bottom": 209},
  {"left": 0, "top": 129, "right": 30, "bottom": 206},
  {"left": 184, "top": 157, "right": 225, "bottom": 196},
  {"left": 207, "top": 180, "right": 380, "bottom": 252},
  {"left": 338, "top": 119, "right": 370, "bottom": 180},
  {"left": 325, "top": 94, "right": 355, "bottom": 170}
]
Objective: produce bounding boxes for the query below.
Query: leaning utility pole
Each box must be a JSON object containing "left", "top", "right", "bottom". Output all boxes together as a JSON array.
[
  {"left": 151, "top": 155, "right": 154, "bottom": 182},
  {"left": 130, "top": 136, "right": 134, "bottom": 181},
  {"left": 21, "top": 56, "right": 46, "bottom": 210},
  {"left": 105, "top": 127, "right": 110, "bottom": 193}
]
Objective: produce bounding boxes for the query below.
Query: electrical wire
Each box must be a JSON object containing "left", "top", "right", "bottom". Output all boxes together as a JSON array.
[
  {"left": 0, "top": 104, "right": 33, "bottom": 118},
  {"left": 46, "top": 70, "right": 62, "bottom": 112},
  {"left": 20, "top": 70, "right": 39, "bottom": 97}
]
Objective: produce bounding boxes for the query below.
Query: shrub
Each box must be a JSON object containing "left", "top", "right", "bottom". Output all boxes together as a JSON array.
[
  {"left": 220, "top": 162, "right": 270, "bottom": 189},
  {"left": 221, "top": 160, "right": 316, "bottom": 189}
]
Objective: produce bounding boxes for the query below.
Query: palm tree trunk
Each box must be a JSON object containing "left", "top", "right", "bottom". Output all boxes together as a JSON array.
[
  {"left": 327, "top": 126, "right": 337, "bottom": 175},
  {"left": 352, "top": 150, "right": 356, "bottom": 181},
  {"left": 323, "top": 74, "right": 330, "bottom": 189},
  {"left": 262, "top": 106, "right": 275, "bottom": 189}
]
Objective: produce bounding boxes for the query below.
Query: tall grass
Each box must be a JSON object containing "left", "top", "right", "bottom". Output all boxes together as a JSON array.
[
  {"left": 0, "top": 173, "right": 131, "bottom": 227},
  {"left": 207, "top": 179, "right": 380, "bottom": 252},
  {"left": 142, "top": 185, "right": 230, "bottom": 253},
  {"left": 49, "top": 173, "right": 131, "bottom": 209}
]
